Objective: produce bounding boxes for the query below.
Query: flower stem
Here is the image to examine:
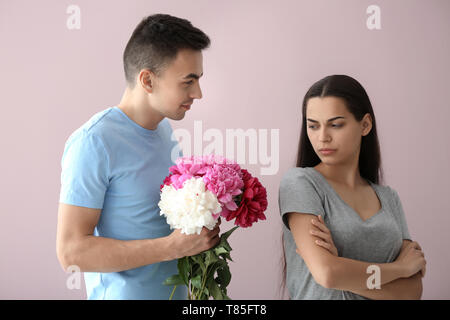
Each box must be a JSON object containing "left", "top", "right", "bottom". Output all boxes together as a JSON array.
[
  {"left": 199, "top": 262, "right": 216, "bottom": 300},
  {"left": 189, "top": 263, "right": 193, "bottom": 299},
  {"left": 199, "top": 268, "right": 208, "bottom": 298},
  {"left": 188, "top": 280, "right": 192, "bottom": 300},
  {"left": 169, "top": 285, "right": 177, "bottom": 300}
]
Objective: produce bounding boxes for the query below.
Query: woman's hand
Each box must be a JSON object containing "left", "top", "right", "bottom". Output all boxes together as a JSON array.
[
  {"left": 309, "top": 215, "right": 339, "bottom": 256},
  {"left": 395, "top": 241, "right": 427, "bottom": 278}
]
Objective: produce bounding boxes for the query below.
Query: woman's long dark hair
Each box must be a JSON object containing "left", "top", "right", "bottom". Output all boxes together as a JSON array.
[{"left": 279, "top": 75, "right": 383, "bottom": 298}]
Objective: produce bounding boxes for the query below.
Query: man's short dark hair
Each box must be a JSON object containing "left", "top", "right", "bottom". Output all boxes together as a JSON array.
[{"left": 123, "top": 14, "right": 210, "bottom": 88}]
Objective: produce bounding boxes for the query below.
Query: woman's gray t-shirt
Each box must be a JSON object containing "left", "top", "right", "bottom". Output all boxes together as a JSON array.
[{"left": 279, "top": 167, "right": 411, "bottom": 300}]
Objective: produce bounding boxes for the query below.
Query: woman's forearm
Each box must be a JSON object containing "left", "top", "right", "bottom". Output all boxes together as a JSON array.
[
  {"left": 327, "top": 256, "right": 405, "bottom": 292},
  {"left": 348, "top": 272, "right": 423, "bottom": 300}
]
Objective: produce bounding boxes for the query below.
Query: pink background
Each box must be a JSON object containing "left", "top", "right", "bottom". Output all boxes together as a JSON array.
[{"left": 1, "top": 0, "right": 449, "bottom": 299}]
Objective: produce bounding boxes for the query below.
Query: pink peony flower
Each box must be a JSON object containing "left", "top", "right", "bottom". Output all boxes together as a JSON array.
[
  {"left": 165, "top": 156, "right": 210, "bottom": 190},
  {"left": 202, "top": 163, "right": 244, "bottom": 219}
]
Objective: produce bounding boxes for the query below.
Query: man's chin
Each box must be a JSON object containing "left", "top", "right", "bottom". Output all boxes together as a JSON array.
[{"left": 166, "top": 112, "right": 186, "bottom": 121}]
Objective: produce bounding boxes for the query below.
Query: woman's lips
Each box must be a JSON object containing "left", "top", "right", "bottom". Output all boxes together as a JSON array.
[{"left": 319, "top": 149, "right": 336, "bottom": 155}]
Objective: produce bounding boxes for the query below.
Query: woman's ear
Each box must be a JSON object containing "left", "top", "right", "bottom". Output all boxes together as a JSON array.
[{"left": 362, "top": 113, "right": 373, "bottom": 136}]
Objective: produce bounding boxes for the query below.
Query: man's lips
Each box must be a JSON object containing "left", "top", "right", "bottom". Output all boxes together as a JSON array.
[{"left": 181, "top": 104, "right": 191, "bottom": 110}]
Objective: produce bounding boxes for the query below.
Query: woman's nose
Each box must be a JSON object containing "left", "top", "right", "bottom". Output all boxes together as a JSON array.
[{"left": 319, "top": 129, "right": 331, "bottom": 142}]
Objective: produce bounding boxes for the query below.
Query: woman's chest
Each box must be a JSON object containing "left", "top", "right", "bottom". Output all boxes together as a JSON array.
[
  {"left": 322, "top": 198, "right": 403, "bottom": 263},
  {"left": 329, "top": 183, "right": 381, "bottom": 222}
]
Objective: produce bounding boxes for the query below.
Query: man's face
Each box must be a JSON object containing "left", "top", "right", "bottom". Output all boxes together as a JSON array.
[{"left": 148, "top": 48, "right": 204, "bottom": 120}]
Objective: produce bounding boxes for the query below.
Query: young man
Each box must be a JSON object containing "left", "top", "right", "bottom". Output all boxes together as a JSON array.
[{"left": 56, "top": 14, "right": 220, "bottom": 300}]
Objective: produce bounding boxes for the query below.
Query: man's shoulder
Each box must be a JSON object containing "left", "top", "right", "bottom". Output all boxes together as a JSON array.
[
  {"left": 64, "top": 107, "right": 116, "bottom": 149},
  {"left": 82, "top": 107, "right": 116, "bottom": 134}
]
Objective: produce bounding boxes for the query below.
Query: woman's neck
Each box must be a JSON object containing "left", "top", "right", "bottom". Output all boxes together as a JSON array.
[{"left": 314, "top": 161, "right": 366, "bottom": 190}]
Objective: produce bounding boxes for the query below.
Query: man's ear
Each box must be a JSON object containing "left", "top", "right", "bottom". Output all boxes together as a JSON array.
[
  {"left": 138, "top": 69, "right": 154, "bottom": 93},
  {"left": 362, "top": 113, "right": 373, "bottom": 136}
]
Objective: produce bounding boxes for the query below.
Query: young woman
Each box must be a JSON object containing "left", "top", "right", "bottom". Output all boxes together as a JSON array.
[{"left": 279, "top": 75, "right": 426, "bottom": 300}]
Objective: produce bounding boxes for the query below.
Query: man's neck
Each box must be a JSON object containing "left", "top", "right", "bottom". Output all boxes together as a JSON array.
[{"left": 118, "top": 88, "right": 164, "bottom": 131}]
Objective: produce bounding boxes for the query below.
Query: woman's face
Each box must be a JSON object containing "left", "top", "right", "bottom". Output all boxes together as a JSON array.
[{"left": 306, "top": 96, "right": 372, "bottom": 166}]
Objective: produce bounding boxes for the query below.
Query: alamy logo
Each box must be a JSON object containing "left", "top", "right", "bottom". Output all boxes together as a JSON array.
[
  {"left": 171, "top": 121, "right": 280, "bottom": 176},
  {"left": 66, "top": 265, "right": 81, "bottom": 290},
  {"left": 366, "top": 265, "right": 381, "bottom": 289},
  {"left": 367, "top": 5, "right": 381, "bottom": 30},
  {"left": 66, "top": 5, "right": 81, "bottom": 30}
]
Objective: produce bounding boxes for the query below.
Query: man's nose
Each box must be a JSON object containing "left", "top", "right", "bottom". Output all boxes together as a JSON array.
[{"left": 190, "top": 81, "right": 202, "bottom": 100}]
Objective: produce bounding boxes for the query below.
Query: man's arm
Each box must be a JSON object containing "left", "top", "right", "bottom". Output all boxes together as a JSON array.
[{"left": 56, "top": 203, "right": 220, "bottom": 272}]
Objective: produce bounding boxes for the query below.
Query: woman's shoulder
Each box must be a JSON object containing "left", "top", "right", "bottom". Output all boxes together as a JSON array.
[
  {"left": 279, "top": 167, "right": 322, "bottom": 190},
  {"left": 370, "top": 182, "right": 401, "bottom": 205},
  {"left": 281, "top": 167, "right": 313, "bottom": 182},
  {"left": 370, "top": 181, "right": 397, "bottom": 195}
]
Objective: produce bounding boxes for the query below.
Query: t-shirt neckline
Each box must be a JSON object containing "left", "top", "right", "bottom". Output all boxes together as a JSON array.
[
  {"left": 306, "top": 166, "right": 384, "bottom": 223},
  {"left": 112, "top": 106, "right": 163, "bottom": 137}
]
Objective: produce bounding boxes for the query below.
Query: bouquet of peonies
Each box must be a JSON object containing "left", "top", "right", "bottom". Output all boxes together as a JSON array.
[{"left": 158, "top": 155, "right": 268, "bottom": 300}]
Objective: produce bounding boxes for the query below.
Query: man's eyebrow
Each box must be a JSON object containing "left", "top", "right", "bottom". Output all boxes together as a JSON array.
[
  {"left": 183, "top": 72, "right": 203, "bottom": 80},
  {"left": 306, "top": 116, "right": 346, "bottom": 123}
]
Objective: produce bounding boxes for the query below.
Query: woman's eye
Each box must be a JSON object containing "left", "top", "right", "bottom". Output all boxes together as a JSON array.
[{"left": 308, "top": 124, "right": 342, "bottom": 129}]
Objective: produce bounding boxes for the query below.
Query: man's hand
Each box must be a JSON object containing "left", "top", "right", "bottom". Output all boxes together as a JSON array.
[{"left": 168, "top": 218, "right": 221, "bottom": 259}]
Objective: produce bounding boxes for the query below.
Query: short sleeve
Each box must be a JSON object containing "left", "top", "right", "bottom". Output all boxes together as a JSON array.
[
  {"left": 59, "top": 131, "right": 110, "bottom": 209},
  {"left": 279, "top": 169, "right": 325, "bottom": 230},
  {"left": 389, "top": 188, "right": 412, "bottom": 241}
]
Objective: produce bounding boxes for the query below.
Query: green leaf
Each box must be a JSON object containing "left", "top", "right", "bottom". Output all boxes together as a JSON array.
[
  {"left": 163, "top": 274, "right": 185, "bottom": 286},
  {"left": 192, "top": 263, "right": 203, "bottom": 277},
  {"left": 208, "top": 278, "right": 223, "bottom": 300},
  {"left": 221, "top": 241, "right": 232, "bottom": 252},
  {"left": 215, "top": 241, "right": 232, "bottom": 261},
  {"left": 199, "top": 292, "right": 209, "bottom": 300},
  {"left": 190, "top": 254, "right": 206, "bottom": 272},
  {"left": 191, "top": 274, "right": 202, "bottom": 289},
  {"left": 221, "top": 226, "right": 239, "bottom": 242},
  {"left": 216, "top": 227, "right": 237, "bottom": 254},
  {"left": 222, "top": 293, "right": 232, "bottom": 300},
  {"left": 214, "top": 246, "right": 228, "bottom": 256},
  {"left": 177, "top": 257, "right": 190, "bottom": 286},
  {"left": 223, "top": 252, "right": 233, "bottom": 262},
  {"left": 216, "top": 265, "right": 231, "bottom": 287},
  {"left": 205, "top": 250, "right": 219, "bottom": 266}
]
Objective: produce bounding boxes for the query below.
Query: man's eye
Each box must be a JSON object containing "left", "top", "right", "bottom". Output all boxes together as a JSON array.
[{"left": 185, "top": 80, "right": 193, "bottom": 85}]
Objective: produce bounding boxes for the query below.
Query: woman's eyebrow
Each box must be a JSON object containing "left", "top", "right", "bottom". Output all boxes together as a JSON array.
[{"left": 306, "top": 116, "right": 346, "bottom": 123}]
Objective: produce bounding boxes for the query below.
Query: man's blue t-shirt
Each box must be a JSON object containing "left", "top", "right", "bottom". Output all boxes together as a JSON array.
[{"left": 59, "top": 106, "right": 187, "bottom": 300}]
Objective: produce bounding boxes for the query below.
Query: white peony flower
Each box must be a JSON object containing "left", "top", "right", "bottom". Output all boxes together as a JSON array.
[{"left": 158, "top": 177, "right": 222, "bottom": 235}]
